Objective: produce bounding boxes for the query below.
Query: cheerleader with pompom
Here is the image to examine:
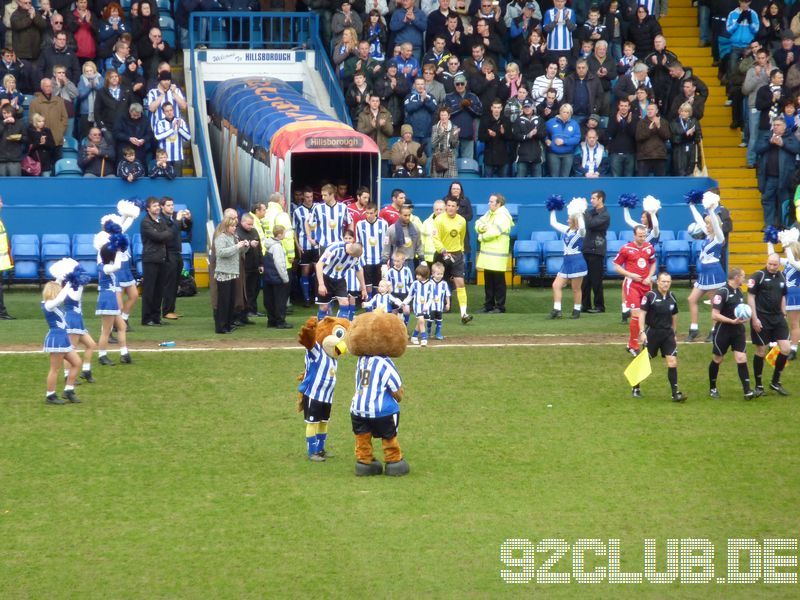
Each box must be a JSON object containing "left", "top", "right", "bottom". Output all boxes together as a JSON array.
[
  {"left": 547, "top": 196, "right": 588, "bottom": 319},
  {"left": 768, "top": 227, "right": 800, "bottom": 360},
  {"left": 95, "top": 232, "right": 132, "bottom": 366},
  {"left": 41, "top": 281, "right": 82, "bottom": 405},
  {"left": 50, "top": 258, "right": 98, "bottom": 384},
  {"left": 687, "top": 191, "right": 726, "bottom": 342},
  {"left": 106, "top": 199, "right": 141, "bottom": 331},
  {"left": 620, "top": 194, "right": 661, "bottom": 323}
]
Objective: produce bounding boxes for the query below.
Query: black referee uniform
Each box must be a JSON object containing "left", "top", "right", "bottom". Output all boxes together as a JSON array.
[
  {"left": 709, "top": 284, "right": 753, "bottom": 398},
  {"left": 748, "top": 268, "right": 790, "bottom": 394},
  {"left": 637, "top": 289, "right": 685, "bottom": 401}
]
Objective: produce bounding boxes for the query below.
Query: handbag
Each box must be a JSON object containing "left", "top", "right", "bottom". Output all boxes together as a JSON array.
[
  {"left": 21, "top": 147, "right": 42, "bottom": 176},
  {"left": 693, "top": 139, "right": 708, "bottom": 177},
  {"left": 432, "top": 130, "right": 451, "bottom": 173}
]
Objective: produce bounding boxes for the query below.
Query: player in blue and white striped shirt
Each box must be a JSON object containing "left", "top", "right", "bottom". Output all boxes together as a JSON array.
[
  {"left": 427, "top": 262, "right": 451, "bottom": 340},
  {"left": 542, "top": 0, "right": 576, "bottom": 59},
  {"left": 386, "top": 250, "right": 413, "bottom": 324},
  {"left": 306, "top": 184, "right": 352, "bottom": 251},
  {"left": 355, "top": 203, "right": 388, "bottom": 296},
  {"left": 315, "top": 240, "right": 367, "bottom": 321},
  {"left": 294, "top": 188, "right": 317, "bottom": 307},
  {"left": 404, "top": 264, "right": 433, "bottom": 346},
  {"left": 153, "top": 103, "right": 191, "bottom": 175}
]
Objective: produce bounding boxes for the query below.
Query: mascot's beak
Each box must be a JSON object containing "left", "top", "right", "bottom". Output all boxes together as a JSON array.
[{"left": 334, "top": 340, "right": 347, "bottom": 357}]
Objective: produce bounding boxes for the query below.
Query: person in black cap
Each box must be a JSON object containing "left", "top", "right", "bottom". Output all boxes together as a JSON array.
[
  {"left": 145, "top": 68, "right": 187, "bottom": 130},
  {"left": 512, "top": 97, "right": 545, "bottom": 177}
]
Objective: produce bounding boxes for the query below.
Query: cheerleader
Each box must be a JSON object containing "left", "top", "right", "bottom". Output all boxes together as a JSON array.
[
  {"left": 105, "top": 199, "right": 141, "bottom": 331},
  {"left": 771, "top": 233, "right": 800, "bottom": 359},
  {"left": 548, "top": 198, "right": 588, "bottom": 319},
  {"left": 95, "top": 232, "right": 132, "bottom": 366},
  {"left": 687, "top": 193, "right": 726, "bottom": 341},
  {"left": 50, "top": 258, "right": 98, "bottom": 384},
  {"left": 621, "top": 194, "right": 661, "bottom": 323},
  {"left": 41, "top": 281, "right": 82, "bottom": 405}
]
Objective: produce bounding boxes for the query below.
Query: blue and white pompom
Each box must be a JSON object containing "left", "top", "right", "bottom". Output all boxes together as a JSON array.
[
  {"left": 117, "top": 199, "right": 141, "bottom": 219},
  {"left": 103, "top": 219, "right": 122, "bottom": 235},
  {"left": 702, "top": 191, "right": 720, "bottom": 211},
  {"left": 684, "top": 189, "right": 704, "bottom": 205},
  {"left": 567, "top": 197, "right": 587, "bottom": 216},
  {"left": 778, "top": 227, "right": 800, "bottom": 246},
  {"left": 545, "top": 194, "right": 564, "bottom": 212},
  {"left": 93, "top": 231, "right": 110, "bottom": 251},
  {"left": 128, "top": 196, "right": 147, "bottom": 211},
  {"left": 100, "top": 213, "right": 123, "bottom": 228},
  {"left": 618, "top": 193, "right": 638, "bottom": 209},
  {"left": 48, "top": 257, "right": 79, "bottom": 282},
  {"left": 108, "top": 233, "right": 129, "bottom": 253},
  {"left": 763, "top": 226, "right": 780, "bottom": 244},
  {"left": 64, "top": 266, "right": 91, "bottom": 290},
  {"left": 642, "top": 195, "right": 661, "bottom": 214}
]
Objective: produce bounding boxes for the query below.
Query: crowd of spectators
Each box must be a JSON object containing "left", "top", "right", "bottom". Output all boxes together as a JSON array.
[
  {"left": 317, "top": 0, "right": 712, "bottom": 180},
  {"left": 0, "top": 0, "right": 187, "bottom": 178}
]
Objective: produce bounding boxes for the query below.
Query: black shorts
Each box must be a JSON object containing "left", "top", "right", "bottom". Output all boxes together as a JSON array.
[
  {"left": 751, "top": 317, "right": 790, "bottom": 346},
  {"left": 712, "top": 324, "right": 747, "bottom": 356},
  {"left": 303, "top": 395, "right": 332, "bottom": 423},
  {"left": 317, "top": 274, "right": 348, "bottom": 304},
  {"left": 435, "top": 251, "right": 465, "bottom": 280},
  {"left": 299, "top": 248, "right": 320, "bottom": 266},
  {"left": 362, "top": 264, "right": 382, "bottom": 289},
  {"left": 430, "top": 310, "right": 443, "bottom": 320},
  {"left": 351, "top": 412, "right": 400, "bottom": 439},
  {"left": 645, "top": 328, "right": 677, "bottom": 358}
]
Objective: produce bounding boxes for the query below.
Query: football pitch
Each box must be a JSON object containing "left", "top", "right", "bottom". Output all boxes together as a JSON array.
[{"left": 1, "top": 286, "right": 799, "bottom": 597}]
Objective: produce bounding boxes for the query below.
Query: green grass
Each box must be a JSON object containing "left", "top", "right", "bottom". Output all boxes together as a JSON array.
[{"left": 1, "top": 285, "right": 799, "bottom": 597}]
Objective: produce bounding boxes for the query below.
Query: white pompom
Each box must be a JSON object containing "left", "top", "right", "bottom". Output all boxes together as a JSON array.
[
  {"left": 642, "top": 195, "right": 661, "bottom": 214},
  {"left": 100, "top": 213, "right": 123, "bottom": 227},
  {"left": 117, "top": 199, "right": 141, "bottom": 219},
  {"left": 48, "top": 257, "right": 79, "bottom": 281},
  {"left": 567, "top": 196, "right": 587, "bottom": 216},
  {"left": 779, "top": 228, "right": 800, "bottom": 246},
  {"left": 93, "top": 231, "right": 110, "bottom": 251},
  {"left": 702, "top": 191, "right": 720, "bottom": 211}
]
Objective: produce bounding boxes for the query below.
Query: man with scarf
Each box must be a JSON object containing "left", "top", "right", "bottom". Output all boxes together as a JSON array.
[
  {"left": 382, "top": 203, "right": 424, "bottom": 270},
  {"left": 0, "top": 195, "right": 14, "bottom": 320}
]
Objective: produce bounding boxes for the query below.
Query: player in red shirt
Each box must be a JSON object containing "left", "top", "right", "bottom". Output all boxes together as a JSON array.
[
  {"left": 614, "top": 225, "right": 657, "bottom": 355},
  {"left": 347, "top": 187, "right": 371, "bottom": 236},
  {"left": 379, "top": 189, "right": 406, "bottom": 225}
]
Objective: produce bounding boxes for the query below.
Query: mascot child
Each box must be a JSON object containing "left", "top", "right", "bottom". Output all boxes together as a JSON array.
[
  {"left": 297, "top": 316, "right": 351, "bottom": 462},
  {"left": 347, "top": 311, "right": 410, "bottom": 476}
]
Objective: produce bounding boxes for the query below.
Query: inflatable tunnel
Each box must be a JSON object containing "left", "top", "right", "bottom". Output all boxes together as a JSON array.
[{"left": 208, "top": 77, "right": 380, "bottom": 210}]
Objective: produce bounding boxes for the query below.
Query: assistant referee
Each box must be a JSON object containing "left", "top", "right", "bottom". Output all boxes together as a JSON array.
[
  {"left": 633, "top": 271, "right": 686, "bottom": 402},
  {"left": 748, "top": 254, "right": 791, "bottom": 396}
]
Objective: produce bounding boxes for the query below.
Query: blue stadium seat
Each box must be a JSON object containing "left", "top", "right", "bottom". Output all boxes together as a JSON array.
[
  {"left": 677, "top": 229, "right": 692, "bottom": 241},
  {"left": 618, "top": 229, "right": 634, "bottom": 242},
  {"left": 10, "top": 234, "right": 40, "bottom": 282},
  {"left": 72, "top": 234, "right": 99, "bottom": 280},
  {"left": 605, "top": 240, "right": 625, "bottom": 277},
  {"left": 606, "top": 230, "right": 617, "bottom": 241},
  {"left": 132, "top": 234, "right": 144, "bottom": 276},
  {"left": 543, "top": 239, "right": 563, "bottom": 277},
  {"left": 181, "top": 242, "right": 193, "bottom": 273},
  {"left": 54, "top": 158, "right": 82, "bottom": 176},
  {"left": 159, "top": 15, "right": 176, "bottom": 47},
  {"left": 663, "top": 240, "right": 692, "bottom": 277},
  {"left": 658, "top": 230, "right": 675, "bottom": 242},
  {"left": 456, "top": 158, "right": 480, "bottom": 177},
  {"left": 530, "top": 230, "right": 557, "bottom": 243},
  {"left": 156, "top": 0, "right": 172, "bottom": 11},
  {"left": 513, "top": 240, "right": 541, "bottom": 280},
  {"left": 42, "top": 233, "right": 70, "bottom": 248},
  {"left": 41, "top": 238, "right": 71, "bottom": 277},
  {"left": 62, "top": 137, "right": 79, "bottom": 159}
]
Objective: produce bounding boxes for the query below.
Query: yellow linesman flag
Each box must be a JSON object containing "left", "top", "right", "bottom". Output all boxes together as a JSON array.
[
  {"left": 765, "top": 345, "right": 781, "bottom": 367},
  {"left": 624, "top": 350, "right": 652, "bottom": 386}
]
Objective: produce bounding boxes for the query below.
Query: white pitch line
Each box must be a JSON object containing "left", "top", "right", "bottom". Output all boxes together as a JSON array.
[{"left": 0, "top": 339, "right": 618, "bottom": 356}]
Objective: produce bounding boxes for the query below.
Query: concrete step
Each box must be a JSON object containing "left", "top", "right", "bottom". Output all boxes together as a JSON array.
[
  {"left": 700, "top": 114, "right": 737, "bottom": 126},
  {"left": 731, "top": 231, "right": 769, "bottom": 243},
  {"left": 735, "top": 241, "right": 772, "bottom": 254},
  {"left": 669, "top": 37, "right": 708, "bottom": 47},
  {"left": 666, "top": 7, "right": 699, "bottom": 17},
  {"left": 700, "top": 146, "right": 748, "bottom": 157},
  {"left": 720, "top": 189, "right": 762, "bottom": 199}
]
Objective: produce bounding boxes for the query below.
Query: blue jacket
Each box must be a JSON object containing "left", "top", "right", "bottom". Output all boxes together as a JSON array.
[
  {"left": 756, "top": 131, "right": 800, "bottom": 194},
  {"left": 445, "top": 91, "right": 483, "bottom": 139},
  {"left": 389, "top": 7, "right": 427, "bottom": 50},
  {"left": 725, "top": 8, "right": 759, "bottom": 49},
  {"left": 403, "top": 90, "right": 437, "bottom": 139},
  {"left": 545, "top": 117, "right": 581, "bottom": 154}
]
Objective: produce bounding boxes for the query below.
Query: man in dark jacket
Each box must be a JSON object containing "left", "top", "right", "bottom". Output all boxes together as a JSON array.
[
  {"left": 235, "top": 212, "right": 263, "bottom": 325},
  {"left": 36, "top": 31, "right": 80, "bottom": 83},
  {"left": 478, "top": 98, "right": 511, "bottom": 176},
  {"left": 140, "top": 197, "right": 172, "bottom": 326},
  {"left": 138, "top": 27, "right": 175, "bottom": 81},
  {"left": 0, "top": 48, "right": 35, "bottom": 94},
  {"left": 512, "top": 98, "right": 545, "bottom": 176},
  {"left": 113, "top": 103, "right": 153, "bottom": 168},
  {"left": 563, "top": 59, "right": 605, "bottom": 121},
  {"left": 78, "top": 126, "right": 115, "bottom": 177},
  {"left": 603, "top": 98, "right": 639, "bottom": 176},
  {"left": 444, "top": 72, "right": 483, "bottom": 159},
  {"left": 10, "top": 0, "right": 47, "bottom": 61},
  {"left": 160, "top": 197, "right": 192, "bottom": 321},
  {"left": 756, "top": 117, "right": 800, "bottom": 227},
  {"left": 581, "top": 190, "right": 610, "bottom": 312}
]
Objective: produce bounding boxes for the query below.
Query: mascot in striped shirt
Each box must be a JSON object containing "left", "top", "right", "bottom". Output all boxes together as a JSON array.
[
  {"left": 297, "top": 316, "right": 351, "bottom": 462},
  {"left": 347, "top": 311, "right": 410, "bottom": 477}
]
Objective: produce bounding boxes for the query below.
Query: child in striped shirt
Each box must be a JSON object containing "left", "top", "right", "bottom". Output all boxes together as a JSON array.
[
  {"left": 363, "top": 279, "right": 404, "bottom": 314},
  {"left": 405, "top": 264, "right": 432, "bottom": 346},
  {"left": 427, "top": 262, "right": 451, "bottom": 340},
  {"left": 386, "top": 250, "right": 413, "bottom": 324}
]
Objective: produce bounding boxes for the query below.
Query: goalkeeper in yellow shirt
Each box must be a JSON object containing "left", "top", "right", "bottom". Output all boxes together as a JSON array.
[{"left": 434, "top": 198, "right": 473, "bottom": 324}]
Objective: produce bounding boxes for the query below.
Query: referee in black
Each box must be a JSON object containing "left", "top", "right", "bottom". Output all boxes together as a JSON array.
[
  {"left": 709, "top": 268, "right": 755, "bottom": 400},
  {"left": 633, "top": 272, "right": 687, "bottom": 402},
  {"left": 748, "top": 253, "right": 791, "bottom": 396}
]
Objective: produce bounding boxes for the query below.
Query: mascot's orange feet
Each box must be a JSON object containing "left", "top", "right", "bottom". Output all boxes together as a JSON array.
[
  {"left": 355, "top": 433, "right": 383, "bottom": 476},
  {"left": 383, "top": 437, "right": 410, "bottom": 476}
]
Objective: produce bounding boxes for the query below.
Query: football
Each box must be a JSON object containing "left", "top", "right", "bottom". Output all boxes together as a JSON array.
[
  {"left": 735, "top": 303, "right": 752, "bottom": 320},
  {"left": 687, "top": 222, "right": 706, "bottom": 239}
]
